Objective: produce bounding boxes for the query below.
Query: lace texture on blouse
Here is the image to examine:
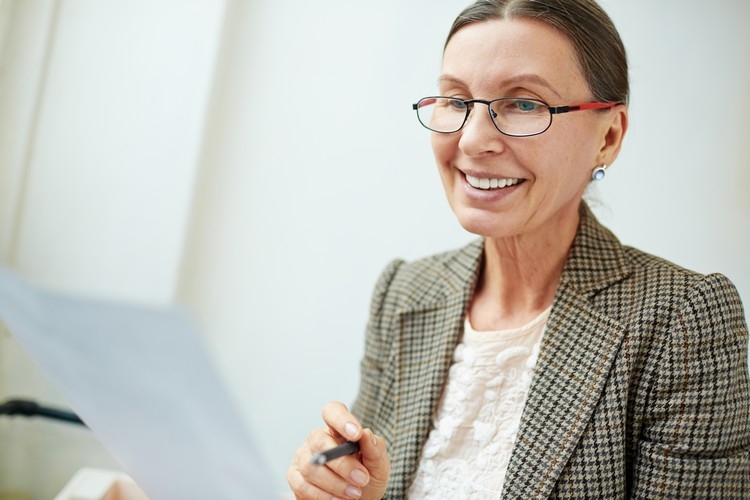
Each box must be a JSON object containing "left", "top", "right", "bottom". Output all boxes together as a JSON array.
[{"left": 407, "top": 307, "right": 551, "bottom": 499}]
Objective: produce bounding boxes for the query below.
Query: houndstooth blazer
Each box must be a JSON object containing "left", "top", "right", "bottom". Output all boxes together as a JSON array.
[{"left": 352, "top": 203, "right": 750, "bottom": 498}]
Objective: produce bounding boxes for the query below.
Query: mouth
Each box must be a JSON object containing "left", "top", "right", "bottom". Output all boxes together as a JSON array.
[{"left": 465, "top": 174, "right": 522, "bottom": 190}]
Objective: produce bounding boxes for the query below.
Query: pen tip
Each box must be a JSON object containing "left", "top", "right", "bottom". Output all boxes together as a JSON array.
[{"left": 310, "top": 454, "right": 327, "bottom": 465}]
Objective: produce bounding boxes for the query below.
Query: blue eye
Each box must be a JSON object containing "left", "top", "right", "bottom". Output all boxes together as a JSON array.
[
  {"left": 448, "top": 99, "right": 468, "bottom": 110},
  {"left": 515, "top": 100, "right": 540, "bottom": 112}
]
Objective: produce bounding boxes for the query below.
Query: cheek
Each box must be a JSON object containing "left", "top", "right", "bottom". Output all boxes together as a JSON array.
[
  {"left": 555, "top": 121, "right": 604, "bottom": 164},
  {"left": 543, "top": 125, "right": 601, "bottom": 179},
  {"left": 431, "top": 134, "right": 457, "bottom": 170},
  {"left": 430, "top": 134, "right": 461, "bottom": 197}
]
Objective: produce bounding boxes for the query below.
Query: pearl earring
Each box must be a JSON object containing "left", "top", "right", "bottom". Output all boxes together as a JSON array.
[{"left": 591, "top": 164, "right": 608, "bottom": 181}]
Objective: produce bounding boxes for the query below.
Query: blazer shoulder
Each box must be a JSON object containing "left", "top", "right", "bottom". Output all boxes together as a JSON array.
[
  {"left": 621, "top": 244, "right": 740, "bottom": 297},
  {"left": 607, "top": 245, "right": 747, "bottom": 332},
  {"left": 371, "top": 239, "right": 483, "bottom": 314},
  {"left": 573, "top": 206, "right": 741, "bottom": 309}
]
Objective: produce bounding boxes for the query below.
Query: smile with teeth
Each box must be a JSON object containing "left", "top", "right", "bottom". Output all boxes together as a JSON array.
[{"left": 465, "top": 174, "right": 521, "bottom": 190}]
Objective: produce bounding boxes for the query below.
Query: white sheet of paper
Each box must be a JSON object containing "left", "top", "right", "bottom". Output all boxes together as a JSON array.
[{"left": 0, "top": 267, "right": 277, "bottom": 499}]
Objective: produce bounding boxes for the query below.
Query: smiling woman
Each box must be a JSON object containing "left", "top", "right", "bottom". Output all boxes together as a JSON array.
[
  {"left": 287, "top": 0, "right": 749, "bottom": 498},
  {"left": 431, "top": 16, "right": 627, "bottom": 251}
]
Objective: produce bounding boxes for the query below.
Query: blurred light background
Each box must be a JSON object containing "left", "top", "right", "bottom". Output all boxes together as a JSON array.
[{"left": 0, "top": 0, "right": 748, "bottom": 497}]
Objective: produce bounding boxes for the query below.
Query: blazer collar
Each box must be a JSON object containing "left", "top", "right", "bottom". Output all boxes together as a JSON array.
[
  {"left": 558, "top": 202, "right": 630, "bottom": 297},
  {"left": 389, "top": 240, "right": 483, "bottom": 497}
]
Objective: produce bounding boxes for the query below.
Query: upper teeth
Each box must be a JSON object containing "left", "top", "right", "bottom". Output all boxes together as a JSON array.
[{"left": 466, "top": 175, "right": 521, "bottom": 190}]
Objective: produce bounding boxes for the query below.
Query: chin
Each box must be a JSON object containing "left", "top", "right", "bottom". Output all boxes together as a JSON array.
[{"left": 453, "top": 207, "right": 517, "bottom": 239}]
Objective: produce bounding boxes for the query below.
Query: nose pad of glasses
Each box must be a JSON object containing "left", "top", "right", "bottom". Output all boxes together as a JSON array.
[{"left": 490, "top": 109, "right": 498, "bottom": 120}]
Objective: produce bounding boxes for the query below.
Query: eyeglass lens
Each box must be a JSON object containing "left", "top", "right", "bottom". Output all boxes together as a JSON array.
[{"left": 415, "top": 97, "right": 552, "bottom": 136}]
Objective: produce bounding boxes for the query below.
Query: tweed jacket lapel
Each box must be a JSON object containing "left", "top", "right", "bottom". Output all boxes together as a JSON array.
[
  {"left": 389, "top": 239, "right": 484, "bottom": 495},
  {"left": 502, "top": 204, "right": 631, "bottom": 496}
]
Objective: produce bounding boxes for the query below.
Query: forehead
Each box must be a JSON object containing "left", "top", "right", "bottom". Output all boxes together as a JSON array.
[{"left": 441, "top": 18, "right": 588, "bottom": 99}]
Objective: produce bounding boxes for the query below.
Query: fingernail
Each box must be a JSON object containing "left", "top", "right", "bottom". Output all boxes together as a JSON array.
[
  {"left": 371, "top": 431, "right": 378, "bottom": 447},
  {"left": 345, "top": 486, "right": 362, "bottom": 498},
  {"left": 344, "top": 422, "right": 358, "bottom": 439},
  {"left": 350, "top": 468, "right": 368, "bottom": 486}
]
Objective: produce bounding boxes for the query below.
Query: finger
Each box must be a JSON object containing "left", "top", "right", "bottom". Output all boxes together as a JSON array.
[
  {"left": 290, "top": 462, "right": 363, "bottom": 500},
  {"left": 288, "top": 461, "right": 326, "bottom": 500},
  {"left": 290, "top": 438, "right": 363, "bottom": 500},
  {"left": 288, "top": 463, "right": 347, "bottom": 500},
  {"left": 304, "top": 429, "right": 370, "bottom": 495},
  {"left": 318, "top": 452, "right": 371, "bottom": 494},
  {"left": 321, "top": 401, "right": 363, "bottom": 442},
  {"left": 358, "top": 428, "right": 390, "bottom": 494}
]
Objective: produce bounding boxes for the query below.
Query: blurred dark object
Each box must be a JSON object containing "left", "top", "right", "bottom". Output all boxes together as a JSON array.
[{"left": 0, "top": 398, "right": 85, "bottom": 426}]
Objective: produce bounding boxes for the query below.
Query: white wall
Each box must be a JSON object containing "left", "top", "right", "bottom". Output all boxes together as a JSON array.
[
  {"left": 0, "top": 0, "right": 226, "bottom": 497},
  {"left": 1, "top": 0, "right": 748, "bottom": 497},
  {"left": 8, "top": 0, "right": 225, "bottom": 301}
]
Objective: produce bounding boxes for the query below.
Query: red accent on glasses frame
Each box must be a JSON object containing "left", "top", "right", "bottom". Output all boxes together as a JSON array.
[{"left": 549, "top": 102, "right": 621, "bottom": 114}]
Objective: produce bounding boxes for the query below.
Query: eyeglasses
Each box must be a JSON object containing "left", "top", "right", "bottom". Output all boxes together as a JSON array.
[{"left": 412, "top": 97, "right": 620, "bottom": 137}]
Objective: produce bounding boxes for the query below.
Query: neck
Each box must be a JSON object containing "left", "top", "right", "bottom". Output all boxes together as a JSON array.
[{"left": 469, "top": 207, "right": 581, "bottom": 330}]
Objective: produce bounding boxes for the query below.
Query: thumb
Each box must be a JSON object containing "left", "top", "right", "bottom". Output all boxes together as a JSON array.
[{"left": 359, "top": 428, "right": 390, "bottom": 493}]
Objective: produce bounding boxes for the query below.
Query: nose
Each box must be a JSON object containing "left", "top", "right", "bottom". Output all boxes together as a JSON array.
[{"left": 457, "top": 103, "right": 506, "bottom": 157}]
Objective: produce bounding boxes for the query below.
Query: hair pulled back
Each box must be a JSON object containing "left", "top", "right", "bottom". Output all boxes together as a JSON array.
[{"left": 446, "top": 0, "right": 629, "bottom": 105}]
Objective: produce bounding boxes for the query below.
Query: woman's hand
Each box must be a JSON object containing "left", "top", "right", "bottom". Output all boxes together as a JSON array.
[{"left": 287, "top": 402, "right": 390, "bottom": 499}]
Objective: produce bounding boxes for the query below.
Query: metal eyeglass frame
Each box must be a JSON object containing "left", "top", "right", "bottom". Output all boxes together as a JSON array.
[{"left": 412, "top": 96, "right": 621, "bottom": 137}]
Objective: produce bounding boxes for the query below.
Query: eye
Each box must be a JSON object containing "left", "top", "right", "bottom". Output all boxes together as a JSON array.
[
  {"left": 446, "top": 98, "right": 468, "bottom": 111},
  {"left": 513, "top": 99, "right": 543, "bottom": 112}
]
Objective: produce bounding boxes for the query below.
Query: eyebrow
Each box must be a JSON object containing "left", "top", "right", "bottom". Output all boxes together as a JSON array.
[{"left": 437, "top": 73, "right": 562, "bottom": 98}]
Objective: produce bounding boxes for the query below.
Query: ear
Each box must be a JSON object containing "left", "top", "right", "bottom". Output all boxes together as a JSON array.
[{"left": 596, "top": 105, "right": 628, "bottom": 167}]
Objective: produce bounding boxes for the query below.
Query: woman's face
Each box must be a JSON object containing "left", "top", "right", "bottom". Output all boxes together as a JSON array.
[{"left": 433, "top": 18, "right": 626, "bottom": 241}]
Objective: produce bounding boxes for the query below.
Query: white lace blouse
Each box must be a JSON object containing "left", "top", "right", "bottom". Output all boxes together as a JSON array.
[{"left": 407, "top": 306, "right": 551, "bottom": 499}]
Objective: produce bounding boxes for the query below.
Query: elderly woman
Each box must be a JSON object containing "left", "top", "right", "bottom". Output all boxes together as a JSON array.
[{"left": 288, "top": 0, "right": 750, "bottom": 498}]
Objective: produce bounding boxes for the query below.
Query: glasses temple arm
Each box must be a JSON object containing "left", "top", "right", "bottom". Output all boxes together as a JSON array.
[{"left": 549, "top": 102, "right": 621, "bottom": 114}]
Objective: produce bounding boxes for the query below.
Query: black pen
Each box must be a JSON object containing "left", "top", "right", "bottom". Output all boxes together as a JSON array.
[{"left": 310, "top": 441, "right": 360, "bottom": 465}]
